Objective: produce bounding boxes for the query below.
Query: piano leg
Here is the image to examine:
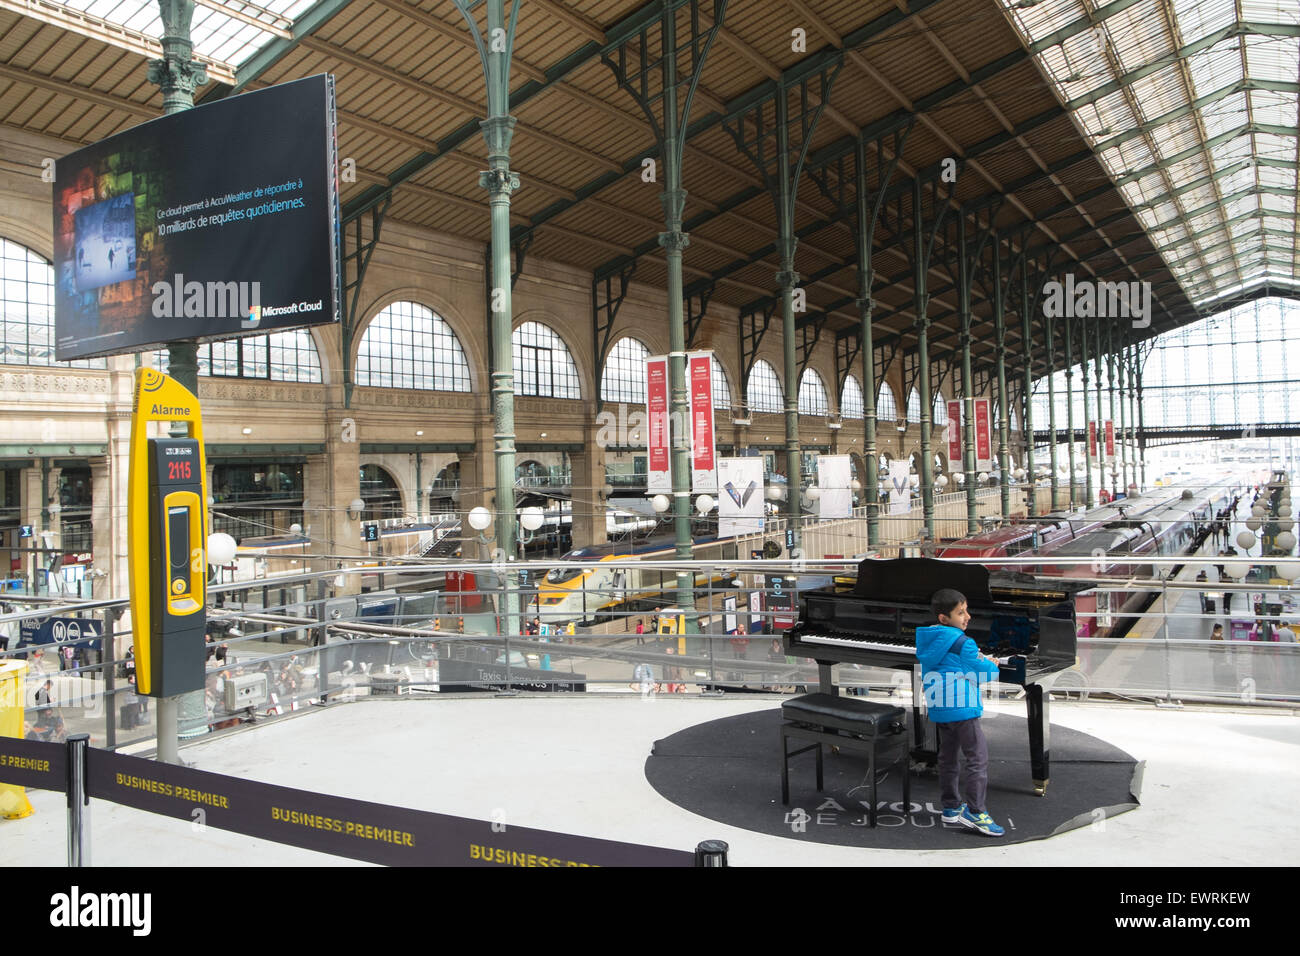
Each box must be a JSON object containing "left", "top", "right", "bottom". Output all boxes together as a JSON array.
[
  {"left": 818, "top": 662, "right": 835, "bottom": 696},
  {"left": 1025, "top": 682, "right": 1050, "bottom": 795}
]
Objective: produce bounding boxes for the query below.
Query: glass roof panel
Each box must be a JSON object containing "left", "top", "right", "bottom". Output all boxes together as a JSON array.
[
  {"left": 999, "top": 0, "right": 1298, "bottom": 309},
  {"left": 58, "top": 0, "right": 317, "bottom": 72}
]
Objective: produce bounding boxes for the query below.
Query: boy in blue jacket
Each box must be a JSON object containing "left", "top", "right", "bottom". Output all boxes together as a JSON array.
[{"left": 915, "top": 588, "right": 1004, "bottom": 837}]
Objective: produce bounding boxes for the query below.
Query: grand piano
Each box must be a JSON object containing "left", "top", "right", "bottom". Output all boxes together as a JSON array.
[{"left": 784, "top": 557, "right": 1080, "bottom": 795}]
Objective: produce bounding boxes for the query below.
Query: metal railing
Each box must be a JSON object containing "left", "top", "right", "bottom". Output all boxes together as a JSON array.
[{"left": 1, "top": 552, "right": 1295, "bottom": 759}]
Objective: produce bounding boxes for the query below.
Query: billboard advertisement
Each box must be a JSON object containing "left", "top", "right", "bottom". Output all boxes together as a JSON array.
[
  {"left": 1105, "top": 420, "right": 1115, "bottom": 458},
  {"left": 1088, "top": 421, "right": 1098, "bottom": 459},
  {"left": 973, "top": 398, "right": 992, "bottom": 470},
  {"left": 53, "top": 75, "right": 341, "bottom": 360},
  {"left": 717, "top": 457, "right": 765, "bottom": 538},
  {"left": 687, "top": 351, "right": 717, "bottom": 493}
]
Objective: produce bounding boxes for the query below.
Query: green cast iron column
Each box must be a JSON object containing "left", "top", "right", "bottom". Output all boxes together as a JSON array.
[
  {"left": 993, "top": 239, "right": 1009, "bottom": 521},
  {"left": 658, "top": 12, "right": 696, "bottom": 618},
  {"left": 1108, "top": 324, "right": 1119, "bottom": 500},
  {"left": 455, "top": 0, "right": 522, "bottom": 640},
  {"left": 773, "top": 93, "right": 804, "bottom": 558},
  {"left": 1045, "top": 312, "right": 1059, "bottom": 510},
  {"left": 855, "top": 140, "right": 880, "bottom": 547},
  {"left": 1065, "top": 311, "right": 1076, "bottom": 509},
  {"left": 149, "top": 0, "right": 210, "bottom": 753},
  {"left": 1094, "top": 320, "right": 1105, "bottom": 502},
  {"left": 1020, "top": 261, "right": 1036, "bottom": 518},
  {"left": 1081, "top": 315, "right": 1094, "bottom": 508}
]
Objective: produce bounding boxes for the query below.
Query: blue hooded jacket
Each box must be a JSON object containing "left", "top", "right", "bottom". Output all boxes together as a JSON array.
[{"left": 915, "top": 624, "right": 1000, "bottom": 723}]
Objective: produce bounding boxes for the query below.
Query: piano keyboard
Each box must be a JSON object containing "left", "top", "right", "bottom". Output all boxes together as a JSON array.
[{"left": 795, "top": 633, "right": 913, "bottom": 655}]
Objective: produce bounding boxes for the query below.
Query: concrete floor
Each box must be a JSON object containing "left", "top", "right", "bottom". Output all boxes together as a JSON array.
[{"left": 5, "top": 695, "right": 1297, "bottom": 867}]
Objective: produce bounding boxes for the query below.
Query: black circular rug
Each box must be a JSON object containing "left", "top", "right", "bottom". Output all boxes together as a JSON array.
[{"left": 645, "top": 708, "right": 1142, "bottom": 849}]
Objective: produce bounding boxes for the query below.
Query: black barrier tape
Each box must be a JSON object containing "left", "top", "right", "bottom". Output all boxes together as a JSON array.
[
  {"left": 86, "top": 748, "right": 691, "bottom": 867},
  {"left": 0, "top": 736, "right": 68, "bottom": 792}
]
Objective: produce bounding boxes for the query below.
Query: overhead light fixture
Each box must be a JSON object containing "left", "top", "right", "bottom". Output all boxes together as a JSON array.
[
  {"left": 540, "top": 432, "right": 547, "bottom": 438},
  {"left": 416, "top": 430, "right": 424, "bottom": 436},
  {"left": 242, "top": 427, "right": 252, "bottom": 435}
]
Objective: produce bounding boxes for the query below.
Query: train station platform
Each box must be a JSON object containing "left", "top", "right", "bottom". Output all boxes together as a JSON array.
[{"left": 5, "top": 695, "right": 1296, "bottom": 867}]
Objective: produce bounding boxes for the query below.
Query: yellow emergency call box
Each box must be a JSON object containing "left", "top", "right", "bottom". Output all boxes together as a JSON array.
[{"left": 127, "top": 369, "right": 209, "bottom": 697}]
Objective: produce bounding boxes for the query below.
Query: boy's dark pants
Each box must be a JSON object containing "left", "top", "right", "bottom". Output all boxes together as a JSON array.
[{"left": 937, "top": 717, "right": 988, "bottom": 814}]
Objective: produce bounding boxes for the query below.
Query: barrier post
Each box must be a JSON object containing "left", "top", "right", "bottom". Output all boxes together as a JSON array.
[
  {"left": 694, "top": 839, "right": 728, "bottom": 867},
  {"left": 66, "top": 733, "right": 90, "bottom": 866}
]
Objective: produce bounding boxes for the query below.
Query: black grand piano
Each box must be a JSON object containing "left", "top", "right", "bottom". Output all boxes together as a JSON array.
[{"left": 784, "top": 557, "right": 1079, "bottom": 794}]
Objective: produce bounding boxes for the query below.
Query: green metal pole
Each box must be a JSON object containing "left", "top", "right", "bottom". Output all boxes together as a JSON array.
[
  {"left": 658, "top": 10, "right": 696, "bottom": 619},
  {"left": 1021, "top": 262, "right": 1036, "bottom": 518},
  {"left": 1045, "top": 312, "right": 1059, "bottom": 511},
  {"left": 1094, "top": 319, "right": 1105, "bottom": 502},
  {"left": 952, "top": 218, "right": 975, "bottom": 535},
  {"left": 149, "top": 0, "right": 210, "bottom": 756},
  {"left": 993, "top": 237, "right": 1009, "bottom": 521},
  {"left": 1065, "top": 311, "right": 1076, "bottom": 508},
  {"left": 915, "top": 180, "right": 938, "bottom": 537},
  {"left": 476, "top": 0, "right": 520, "bottom": 641},
  {"left": 774, "top": 93, "right": 804, "bottom": 559},
  {"left": 855, "top": 139, "right": 880, "bottom": 548},
  {"left": 1082, "top": 313, "right": 1094, "bottom": 508},
  {"left": 1108, "top": 323, "right": 1119, "bottom": 500}
]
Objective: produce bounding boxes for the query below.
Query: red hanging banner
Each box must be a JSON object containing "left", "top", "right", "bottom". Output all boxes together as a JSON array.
[
  {"left": 947, "top": 399, "right": 962, "bottom": 463},
  {"left": 646, "top": 356, "right": 670, "bottom": 494},
  {"left": 973, "top": 398, "right": 992, "bottom": 469},
  {"left": 687, "top": 352, "right": 717, "bottom": 492}
]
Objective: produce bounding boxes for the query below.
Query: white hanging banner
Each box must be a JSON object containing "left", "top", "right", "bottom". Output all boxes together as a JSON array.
[
  {"left": 817, "top": 454, "right": 852, "bottom": 519},
  {"left": 718, "top": 457, "right": 765, "bottom": 538},
  {"left": 687, "top": 351, "right": 718, "bottom": 493},
  {"left": 645, "top": 355, "right": 670, "bottom": 494},
  {"left": 888, "top": 460, "right": 911, "bottom": 515}
]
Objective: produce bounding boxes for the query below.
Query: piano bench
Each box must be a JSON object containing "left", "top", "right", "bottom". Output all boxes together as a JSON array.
[{"left": 781, "top": 694, "right": 910, "bottom": 826}]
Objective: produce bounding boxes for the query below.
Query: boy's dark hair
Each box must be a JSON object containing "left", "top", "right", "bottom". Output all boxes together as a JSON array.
[{"left": 931, "top": 588, "right": 967, "bottom": 619}]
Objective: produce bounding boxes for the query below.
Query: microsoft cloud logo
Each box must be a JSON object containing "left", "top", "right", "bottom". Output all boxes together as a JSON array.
[{"left": 243, "top": 304, "right": 262, "bottom": 329}]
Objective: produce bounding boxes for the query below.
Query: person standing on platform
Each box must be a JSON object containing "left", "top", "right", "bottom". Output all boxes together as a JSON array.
[
  {"left": 635, "top": 619, "right": 645, "bottom": 645},
  {"left": 34, "top": 679, "right": 52, "bottom": 708},
  {"left": 916, "top": 589, "right": 1005, "bottom": 837}
]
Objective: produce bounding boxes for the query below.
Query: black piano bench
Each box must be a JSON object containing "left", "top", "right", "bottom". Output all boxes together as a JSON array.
[{"left": 780, "top": 693, "right": 911, "bottom": 827}]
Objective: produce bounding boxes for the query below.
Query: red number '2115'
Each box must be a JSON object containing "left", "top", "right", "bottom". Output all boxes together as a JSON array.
[{"left": 168, "top": 461, "right": 192, "bottom": 480}]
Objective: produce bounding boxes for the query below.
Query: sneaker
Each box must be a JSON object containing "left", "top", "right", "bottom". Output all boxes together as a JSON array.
[
  {"left": 959, "top": 807, "right": 1005, "bottom": 837},
  {"left": 941, "top": 804, "right": 966, "bottom": 825}
]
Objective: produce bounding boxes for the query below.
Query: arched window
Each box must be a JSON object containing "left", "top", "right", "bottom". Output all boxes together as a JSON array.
[
  {"left": 798, "top": 368, "right": 829, "bottom": 416},
  {"left": 357, "top": 301, "right": 471, "bottom": 391},
  {"left": 601, "top": 336, "right": 649, "bottom": 404},
  {"left": 1, "top": 238, "right": 104, "bottom": 368},
  {"left": 359, "top": 464, "right": 403, "bottom": 521},
  {"left": 877, "top": 384, "right": 899, "bottom": 422},
  {"left": 933, "top": 393, "right": 948, "bottom": 427},
  {"left": 514, "top": 321, "right": 581, "bottom": 399},
  {"left": 156, "top": 329, "right": 322, "bottom": 382},
  {"left": 841, "top": 375, "right": 864, "bottom": 419},
  {"left": 747, "top": 360, "right": 782, "bottom": 413},
  {"left": 906, "top": 388, "right": 921, "bottom": 423},
  {"left": 711, "top": 355, "right": 732, "bottom": 410}
]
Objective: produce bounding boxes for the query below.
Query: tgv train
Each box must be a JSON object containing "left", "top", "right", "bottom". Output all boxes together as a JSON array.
[
  {"left": 1039, "top": 482, "right": 1235, "bottom": 638},
  {"left": 530, "top": 533, "right": 749, "bottom": 625},
  {"left": 936, "top": 490, "right": 1204, "bottom": 565}
]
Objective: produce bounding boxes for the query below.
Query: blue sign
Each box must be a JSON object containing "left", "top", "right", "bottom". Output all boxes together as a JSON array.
[
  {"left": 19, "top": 525, "right": 33, "bottom": 538},
  {"left": 17, "top": 616, "right": 103, "bottom": 651},
  {"left": 363, "top": 523, "right": 379, "bottom": 541}
]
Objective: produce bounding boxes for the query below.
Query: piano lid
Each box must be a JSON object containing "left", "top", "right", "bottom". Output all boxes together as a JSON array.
[{"left": 852, "top": 557, "right": 992, "bottom": 606}]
